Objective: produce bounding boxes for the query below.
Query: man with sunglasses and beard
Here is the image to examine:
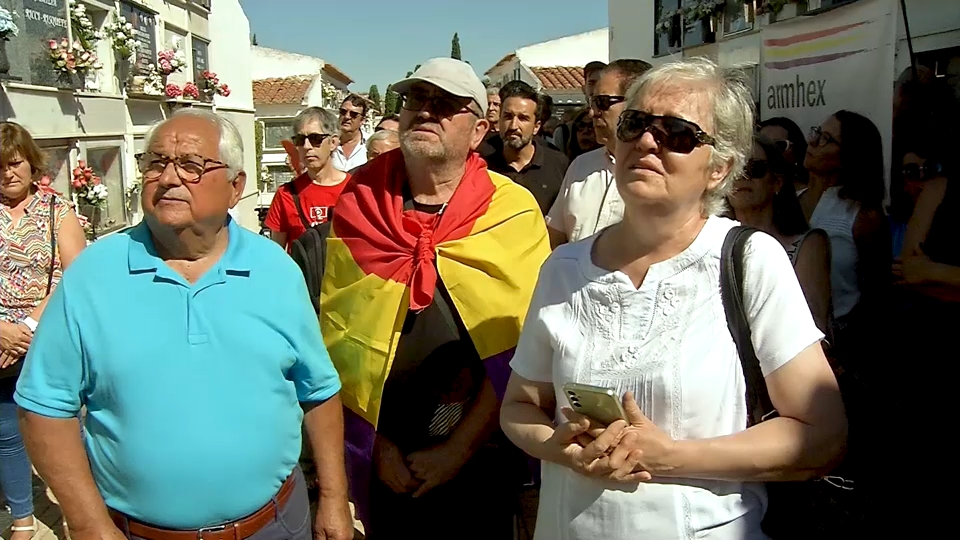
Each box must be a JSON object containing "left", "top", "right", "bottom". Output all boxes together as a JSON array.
[
  {"left": 320, "top": 58, "right": 550, "bottom": 539},
  {"left": 480, "top": 80, "right": 569, "bottom": 215},
  {"left": 265, "top": 107, "right": 350, "bottom": 251},
  {"left": 546, "top": 59, "right": 651, "bottom": 248},
  {"left": 332, "top": 94, "right": 369, "bottom": 172}
]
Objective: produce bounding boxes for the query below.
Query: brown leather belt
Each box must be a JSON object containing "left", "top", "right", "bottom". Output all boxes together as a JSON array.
[{"left": 110, "top": 472, "right": 297, "bottom": 540}]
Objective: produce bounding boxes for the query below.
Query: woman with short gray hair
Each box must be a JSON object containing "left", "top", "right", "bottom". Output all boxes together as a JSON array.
[{"left": 501, "top": 58, "right": 847, "bottom": 539}]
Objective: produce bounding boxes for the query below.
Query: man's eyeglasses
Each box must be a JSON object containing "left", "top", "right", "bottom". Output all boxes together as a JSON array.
[
  {"left": 400, "top": 91, "right": 479, "bottom": 119},
  {"left": 617, "top": 109, "right": 716, "bottom": 154},
  {"left": 809, "top": 126, "right": 840, "bottom": 147},
  {"left": 902, "top": 161, "right": 942, "bottom": 181},
  {"left": 592, "top": 95, "right": 626, "bottom": 112},
  {"left": 292, "top": 133, "right": 331, "bottom": 148},
  {"left": 339, "top": 108, "right": 362, "bottom": 120},
  {"left": 135, "top": 152, "right": 228, "bottom": 183}
]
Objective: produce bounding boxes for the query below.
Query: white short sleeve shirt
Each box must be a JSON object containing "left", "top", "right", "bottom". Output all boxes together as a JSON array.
[
  {"left": 545, "top": 148, "right": 623, "bottom": 242},
  {"left": 510, "top": 216, "right": 824, "bottom": 540},
  {"left": 331, "top": 134, "right": 368, "bottom": 172}
]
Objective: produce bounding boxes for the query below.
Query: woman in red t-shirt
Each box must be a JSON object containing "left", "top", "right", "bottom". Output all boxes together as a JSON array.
[{"left": 265, "top": 107, "right": 351, "bottom": 250}]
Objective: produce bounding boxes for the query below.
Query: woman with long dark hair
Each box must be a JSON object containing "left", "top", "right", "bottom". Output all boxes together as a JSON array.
[
  {"left": 800, "top": 110, "right": 890, "bottom": 355},
  {"left": 758, "top": 116, "right": 808, "bottom": 191},
  {"left": 729, "top": 134, "right": 832, "bottom": 336}
]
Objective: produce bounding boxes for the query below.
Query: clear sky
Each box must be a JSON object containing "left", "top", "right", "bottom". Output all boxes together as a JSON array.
[{"left": 239, "top": 0, "right": 608, "bottom": 93}]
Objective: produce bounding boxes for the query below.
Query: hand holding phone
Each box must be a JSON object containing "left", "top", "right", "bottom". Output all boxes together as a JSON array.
[{"left": 562, "top": 382, "right": 627, "bottom": 426}]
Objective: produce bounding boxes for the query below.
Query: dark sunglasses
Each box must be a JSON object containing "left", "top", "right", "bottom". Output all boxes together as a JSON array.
[
  {"left": 617, "top": 109, "right": 716, "bottom": 154},
  {"left": 902, "top": 161, "right": 942, "bottom": 181},
  {"left": 400, "top": 91, "right": 478, "bottom": 119},
  {"left": 591, "top": 94, "right": 626, "bottom": 112},
  {"left": 292, "top": 133, "right": 331, "bottom": 147},
  {"left": 339, "top": 108, "right": 362, "bottom": 120},
  {"left": 773, "top": 140, "right": 792, "bottom": 154},
  {"left": 743, "top": 159, "right": 770, "bottom": 179}
]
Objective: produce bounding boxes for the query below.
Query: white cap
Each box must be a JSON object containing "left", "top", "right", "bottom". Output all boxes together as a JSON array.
[{"left": 391, "top": 58, "right": 488, "bottom": 116}]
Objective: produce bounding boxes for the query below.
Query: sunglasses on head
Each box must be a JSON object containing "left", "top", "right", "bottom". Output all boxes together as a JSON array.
[
  {"left": 743, "top": 159, "right": 770, "bottom": 179},
  {"left": 292, "top": 133, "right": 331, "bottom": 147},
  {"left": 400, "top": 91, "right": 478, "bottom": 119},
  {"left": 339, "top": 108, "right": 362, "bottom": 120},
  {"left": 592, "top": 94, "right": 626, "bottom": 112},
  {"left": 617, "top": 110, "right": 716, "bottom": 154},
  {"left": 902, "top": 161, "right": 942, "bottom": 181}
]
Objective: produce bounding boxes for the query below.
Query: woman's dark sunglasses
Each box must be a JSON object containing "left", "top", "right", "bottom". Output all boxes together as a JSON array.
[
  {"left": 744, "top": 159, "right": 769, "bottom": 179},
  {"left": 773, "top": 140, "right": 792, "bottom": 154},
  {"left": 902, "top": 161, "right": 942, "bottom": 181},
  {"left": 400, "top": 91, "right": 478, "bottom": 119},
  {"left": 592, "top": 94, "right": 626, "bottom": 112},
  {"left": 617, "top": 110, "right": 716, "bottom": 154},
  {"left": 292, "top": 133, "right": 331, "bottom": 147}
]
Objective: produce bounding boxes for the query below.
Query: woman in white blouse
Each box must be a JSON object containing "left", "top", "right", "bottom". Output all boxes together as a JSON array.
[{"left": 500, "top": 58, "right": 847, "bottom": 540}]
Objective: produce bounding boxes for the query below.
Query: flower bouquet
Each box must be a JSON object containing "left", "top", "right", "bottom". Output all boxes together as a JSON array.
[
  {"left": 182, "top": 81, "right": 200, "bottom": 99},
  {"left": 0, "top": 7, "right": 19, "bottom": 40},
  {"left": 104, "top": 16, "right": 139, "bottom": 63},
  {"left": 198, "top": 70, "right": 231, "bottom": 99},
  {"left": 48, "top": 38, "right": 103, "bottom": 75},
  {"left": 157, "top": 48, "right": 186, "bottom": 75},
  {"left": 72, "top": 160, "right": 108, "bottom": 206}
]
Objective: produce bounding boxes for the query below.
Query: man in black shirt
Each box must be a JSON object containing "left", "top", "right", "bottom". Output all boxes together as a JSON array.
[{"left": 481, "top": 80, "right": 569, "bottom": 215}]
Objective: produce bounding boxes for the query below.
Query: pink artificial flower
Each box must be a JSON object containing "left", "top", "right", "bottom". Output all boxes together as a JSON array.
[
  {"left": 39, "top": 176, "right": 51, "bottom": 187},
  {"left": 219, "top": 84, "right": 231, "bottom": 97},
  {"left": 183, "top": 82, "right": 199, "bottom": 99},
  {"left": 48, "top": 40, "right": 58, "bottom": 50},
  {"left": 165, "top": 83, "right": 182, "bottom": 98},
  {"left": 159, "top": 59, "right": 172, "bottom": 73},
  {"left": 78, "top": 160, "right": 87, "bottom": 168}
]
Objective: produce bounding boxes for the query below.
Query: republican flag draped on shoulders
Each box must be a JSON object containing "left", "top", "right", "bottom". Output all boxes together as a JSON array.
[{"left": 319, "top": 148, "right": 550, "bottom": 529}]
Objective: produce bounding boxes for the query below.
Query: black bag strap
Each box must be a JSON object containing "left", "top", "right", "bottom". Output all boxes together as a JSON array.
[
  {"left": 720, "top": 226, "right": 774, "bottom": 426},
  {"left": 46, "top": 195, "right": 58, "bottom": 296},
  {"left": 285, "top": 181, "right": 312, "bottom": 231}
]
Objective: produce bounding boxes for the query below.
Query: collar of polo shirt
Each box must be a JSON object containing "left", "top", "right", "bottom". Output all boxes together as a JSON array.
[{"left": 128, "top": 217, "right": 252, "bottom": 282}]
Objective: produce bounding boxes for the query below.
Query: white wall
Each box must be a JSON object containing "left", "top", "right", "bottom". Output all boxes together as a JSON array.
[
  {"left": 251, "top": 46, "right": 324, "bottom": 80},
  {"left": 608, "top": 0, "right": 656, "bottom": 62},
  {"left": 208, "top": 0, "right": 256, "bottom": 230},
  {"left": 515, "top": 28, "right": 609, "bottom": 67}
]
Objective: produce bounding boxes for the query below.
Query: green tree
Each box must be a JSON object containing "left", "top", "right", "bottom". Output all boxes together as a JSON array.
[
  {"left": 368, "top": 84, "right": 382, "bottom": 112},
  {"left": 451, "top": 33, "right": 462, "bottom": 60},
  {"left": 383, "top": 84, "right": 398, "bottom": 116},
  {"left": 251, "top": 33, "right": 258, "bottom": 46}
]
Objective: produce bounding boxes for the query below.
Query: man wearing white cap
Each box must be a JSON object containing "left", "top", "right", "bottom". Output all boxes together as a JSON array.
[{"left": 320, "top": 58, "right": 550, "bottom": 538}]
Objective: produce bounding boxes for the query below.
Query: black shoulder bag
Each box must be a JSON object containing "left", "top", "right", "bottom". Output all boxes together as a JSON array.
[
  {"left": 720, "top": 226, "right": 859, "bottom": 539},
  {"left": 286, "top": 181, "right": 331, "bottom": 315},
  {"left": 1, "top": 199, "right": 57, "bottom": 379}
]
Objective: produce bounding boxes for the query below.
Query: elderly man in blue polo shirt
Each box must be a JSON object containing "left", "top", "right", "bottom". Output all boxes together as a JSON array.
[{"left": 14, "top": 109, "right": 353, "bottom": 540}]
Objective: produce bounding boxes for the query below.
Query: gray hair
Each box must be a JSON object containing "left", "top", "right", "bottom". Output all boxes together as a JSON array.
[
  {"left": 625, "top": 57, "right": 755, "bottom": 217},
  {"left": 293, "top": 107, "right": 339, "bottom": 136},
  {"left": 367, "top": 129, "right": 399, "bottom": 149},
  {"left": 486, "top": 85, "right": 501, "bottom": 97},
  {"left": 144, "top": 109, "right": 245, "bottom": 179}
]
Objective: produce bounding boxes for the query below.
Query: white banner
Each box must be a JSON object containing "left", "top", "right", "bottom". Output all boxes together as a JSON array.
[{"left": 760, "top": 0, "right": 897, "bottom": 186}]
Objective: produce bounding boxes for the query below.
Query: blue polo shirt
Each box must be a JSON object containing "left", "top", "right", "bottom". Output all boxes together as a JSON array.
[{"left": 15, "top": 218, "right": 341, "bottom": 529}]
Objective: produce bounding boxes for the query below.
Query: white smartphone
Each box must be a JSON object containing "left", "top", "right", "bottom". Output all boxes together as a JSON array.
[{"left": 562, "top": 382, "right": 626, "bottom": 425}]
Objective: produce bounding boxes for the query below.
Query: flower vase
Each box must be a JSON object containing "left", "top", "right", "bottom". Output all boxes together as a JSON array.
[
  {"left": 79, "top": 204, "right": 102, "bottom": 239},
  {"left": 0, "top": 38, "right": 11, "bottom": 75},
  {"left": 84, "top": 69, "right": 99, "bottom": 92}
]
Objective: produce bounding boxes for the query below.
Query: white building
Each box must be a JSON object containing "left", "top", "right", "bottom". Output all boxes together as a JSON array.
[
  {"left": 486, "top": 28, "right": 609, "bottom": 118},
  {"left": 608, "top": 0, "right": 960, "bottom": 106},
  {"left": 250, "top": 46, "right": 356, "bottom": 210},
  {"left": 0, "top": 0, "right": 259, "bottom": 234}
]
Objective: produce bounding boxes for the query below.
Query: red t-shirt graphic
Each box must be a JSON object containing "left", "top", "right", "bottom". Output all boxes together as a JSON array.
[{"left": 264, "top": 172, "right": 350, "bottom": 248}]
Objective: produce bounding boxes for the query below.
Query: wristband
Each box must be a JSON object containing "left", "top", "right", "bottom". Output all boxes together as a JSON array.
[{"left": 20, "top": 317, "right": 38, "bottom": 333}]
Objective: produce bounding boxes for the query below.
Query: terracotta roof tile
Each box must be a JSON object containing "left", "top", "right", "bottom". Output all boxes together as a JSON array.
[
  {"left": 252, "top": 76, "right": 314, "bottom": 106},
  {"left": 531, "top": 66, "right": 585, "bottom": 91}
]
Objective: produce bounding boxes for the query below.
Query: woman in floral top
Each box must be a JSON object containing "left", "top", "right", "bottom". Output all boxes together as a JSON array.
[{"left": 1, "top": 122, "right": 86, "bottom": 540}]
